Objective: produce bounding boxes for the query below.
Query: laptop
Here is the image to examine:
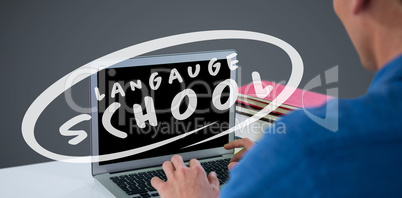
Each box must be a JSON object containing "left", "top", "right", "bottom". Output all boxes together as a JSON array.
[{"left": 90, "top": 50, "right": 237, "bottom": 198}]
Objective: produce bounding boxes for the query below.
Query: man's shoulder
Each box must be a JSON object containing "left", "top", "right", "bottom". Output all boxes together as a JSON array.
[{"left": 271, "top": 88, "right": 402, "bottom": 151}]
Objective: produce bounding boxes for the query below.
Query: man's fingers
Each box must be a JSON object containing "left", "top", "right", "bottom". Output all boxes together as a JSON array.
[
  {"left": 171, "top": 155, "right": 186, "bottom": 169},
  {"left": 151, "top": 177, "right": 165, "bottom": 190},
  {"left": 189, "top": 158, "right": 201, "bottom": 168},
  {"left": 224, "top": 138, "right": 254, "bottom": 150},
  {"left": 228, "top": 162, "right": 238, "bottom": 170},
  {"left": 162, "top": 161, "right": 175, "bottom": 180},
  {"left": 207, "top": 171, "right": 220, "bottom": 189},
  {"left": 230, "top": 149, "right": 247, "bottom": 163}
]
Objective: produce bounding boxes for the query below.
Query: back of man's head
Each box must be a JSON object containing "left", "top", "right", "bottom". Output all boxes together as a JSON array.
[{"left": 334, "top": 0, "right": 402, "bottom": 71}]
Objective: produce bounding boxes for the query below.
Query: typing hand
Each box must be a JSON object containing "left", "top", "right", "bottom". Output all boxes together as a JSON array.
[
  {"left": 151, "top": 155, "right": 220, "bottom": 198},
  {"left": 224, "top": 138, "right": 255, "bottom": 170}
]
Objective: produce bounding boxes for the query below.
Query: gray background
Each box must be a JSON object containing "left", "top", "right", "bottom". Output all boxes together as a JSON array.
[{"left": 0, "top": 0, "right": 374, "bottom": 169}]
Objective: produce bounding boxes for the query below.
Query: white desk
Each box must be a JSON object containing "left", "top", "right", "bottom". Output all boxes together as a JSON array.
[
  {"left": 0, "top": 114, "right": 269, "bottom": 198},
  {"left": 0, "top": 161, "right": 113, "bottom": 198}
]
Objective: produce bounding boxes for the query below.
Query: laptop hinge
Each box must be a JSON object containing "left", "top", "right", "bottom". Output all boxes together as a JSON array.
[{"left": 109, "top": 154, "right": 230, "bottom": 175}]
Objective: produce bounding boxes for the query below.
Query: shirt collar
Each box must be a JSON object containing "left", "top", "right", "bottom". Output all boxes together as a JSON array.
[{"left": 368, "top": 55, "right": 402, "bottom": 92}]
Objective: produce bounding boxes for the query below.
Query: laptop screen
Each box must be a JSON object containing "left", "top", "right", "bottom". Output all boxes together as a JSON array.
[{"left": 96, "top": 57, "right": 232, "bottom": 166}]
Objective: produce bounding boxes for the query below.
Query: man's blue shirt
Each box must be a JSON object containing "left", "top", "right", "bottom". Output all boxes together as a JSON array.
[{"left": 221, "top": 55, "right": 402, "bottom": 197}]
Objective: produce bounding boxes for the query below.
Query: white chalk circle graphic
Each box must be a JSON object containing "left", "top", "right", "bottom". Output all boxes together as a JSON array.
[{"left": 21, "top": 30, "right": 304, "bottom": 163}]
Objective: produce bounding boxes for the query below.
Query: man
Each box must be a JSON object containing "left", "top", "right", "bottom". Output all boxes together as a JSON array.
[{"left": 151, "top": 0, "right": 402, "bottom": 197}]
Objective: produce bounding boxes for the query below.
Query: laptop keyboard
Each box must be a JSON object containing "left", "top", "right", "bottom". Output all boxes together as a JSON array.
[{"left": 109, "top": 158, "right": 231, "bottom": 198}]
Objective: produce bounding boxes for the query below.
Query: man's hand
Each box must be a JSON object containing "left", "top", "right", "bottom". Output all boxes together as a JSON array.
[
  {"left": 151, "top": 155, "right": 220, "bottom": 198},
  {"left": 224, "top": 138, "right": 255, "bottom": 170}
]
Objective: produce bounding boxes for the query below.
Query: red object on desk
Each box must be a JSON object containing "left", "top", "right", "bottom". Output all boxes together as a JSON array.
[{"left": 237, "top": 80, "right": 330, "bottom": 110}]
